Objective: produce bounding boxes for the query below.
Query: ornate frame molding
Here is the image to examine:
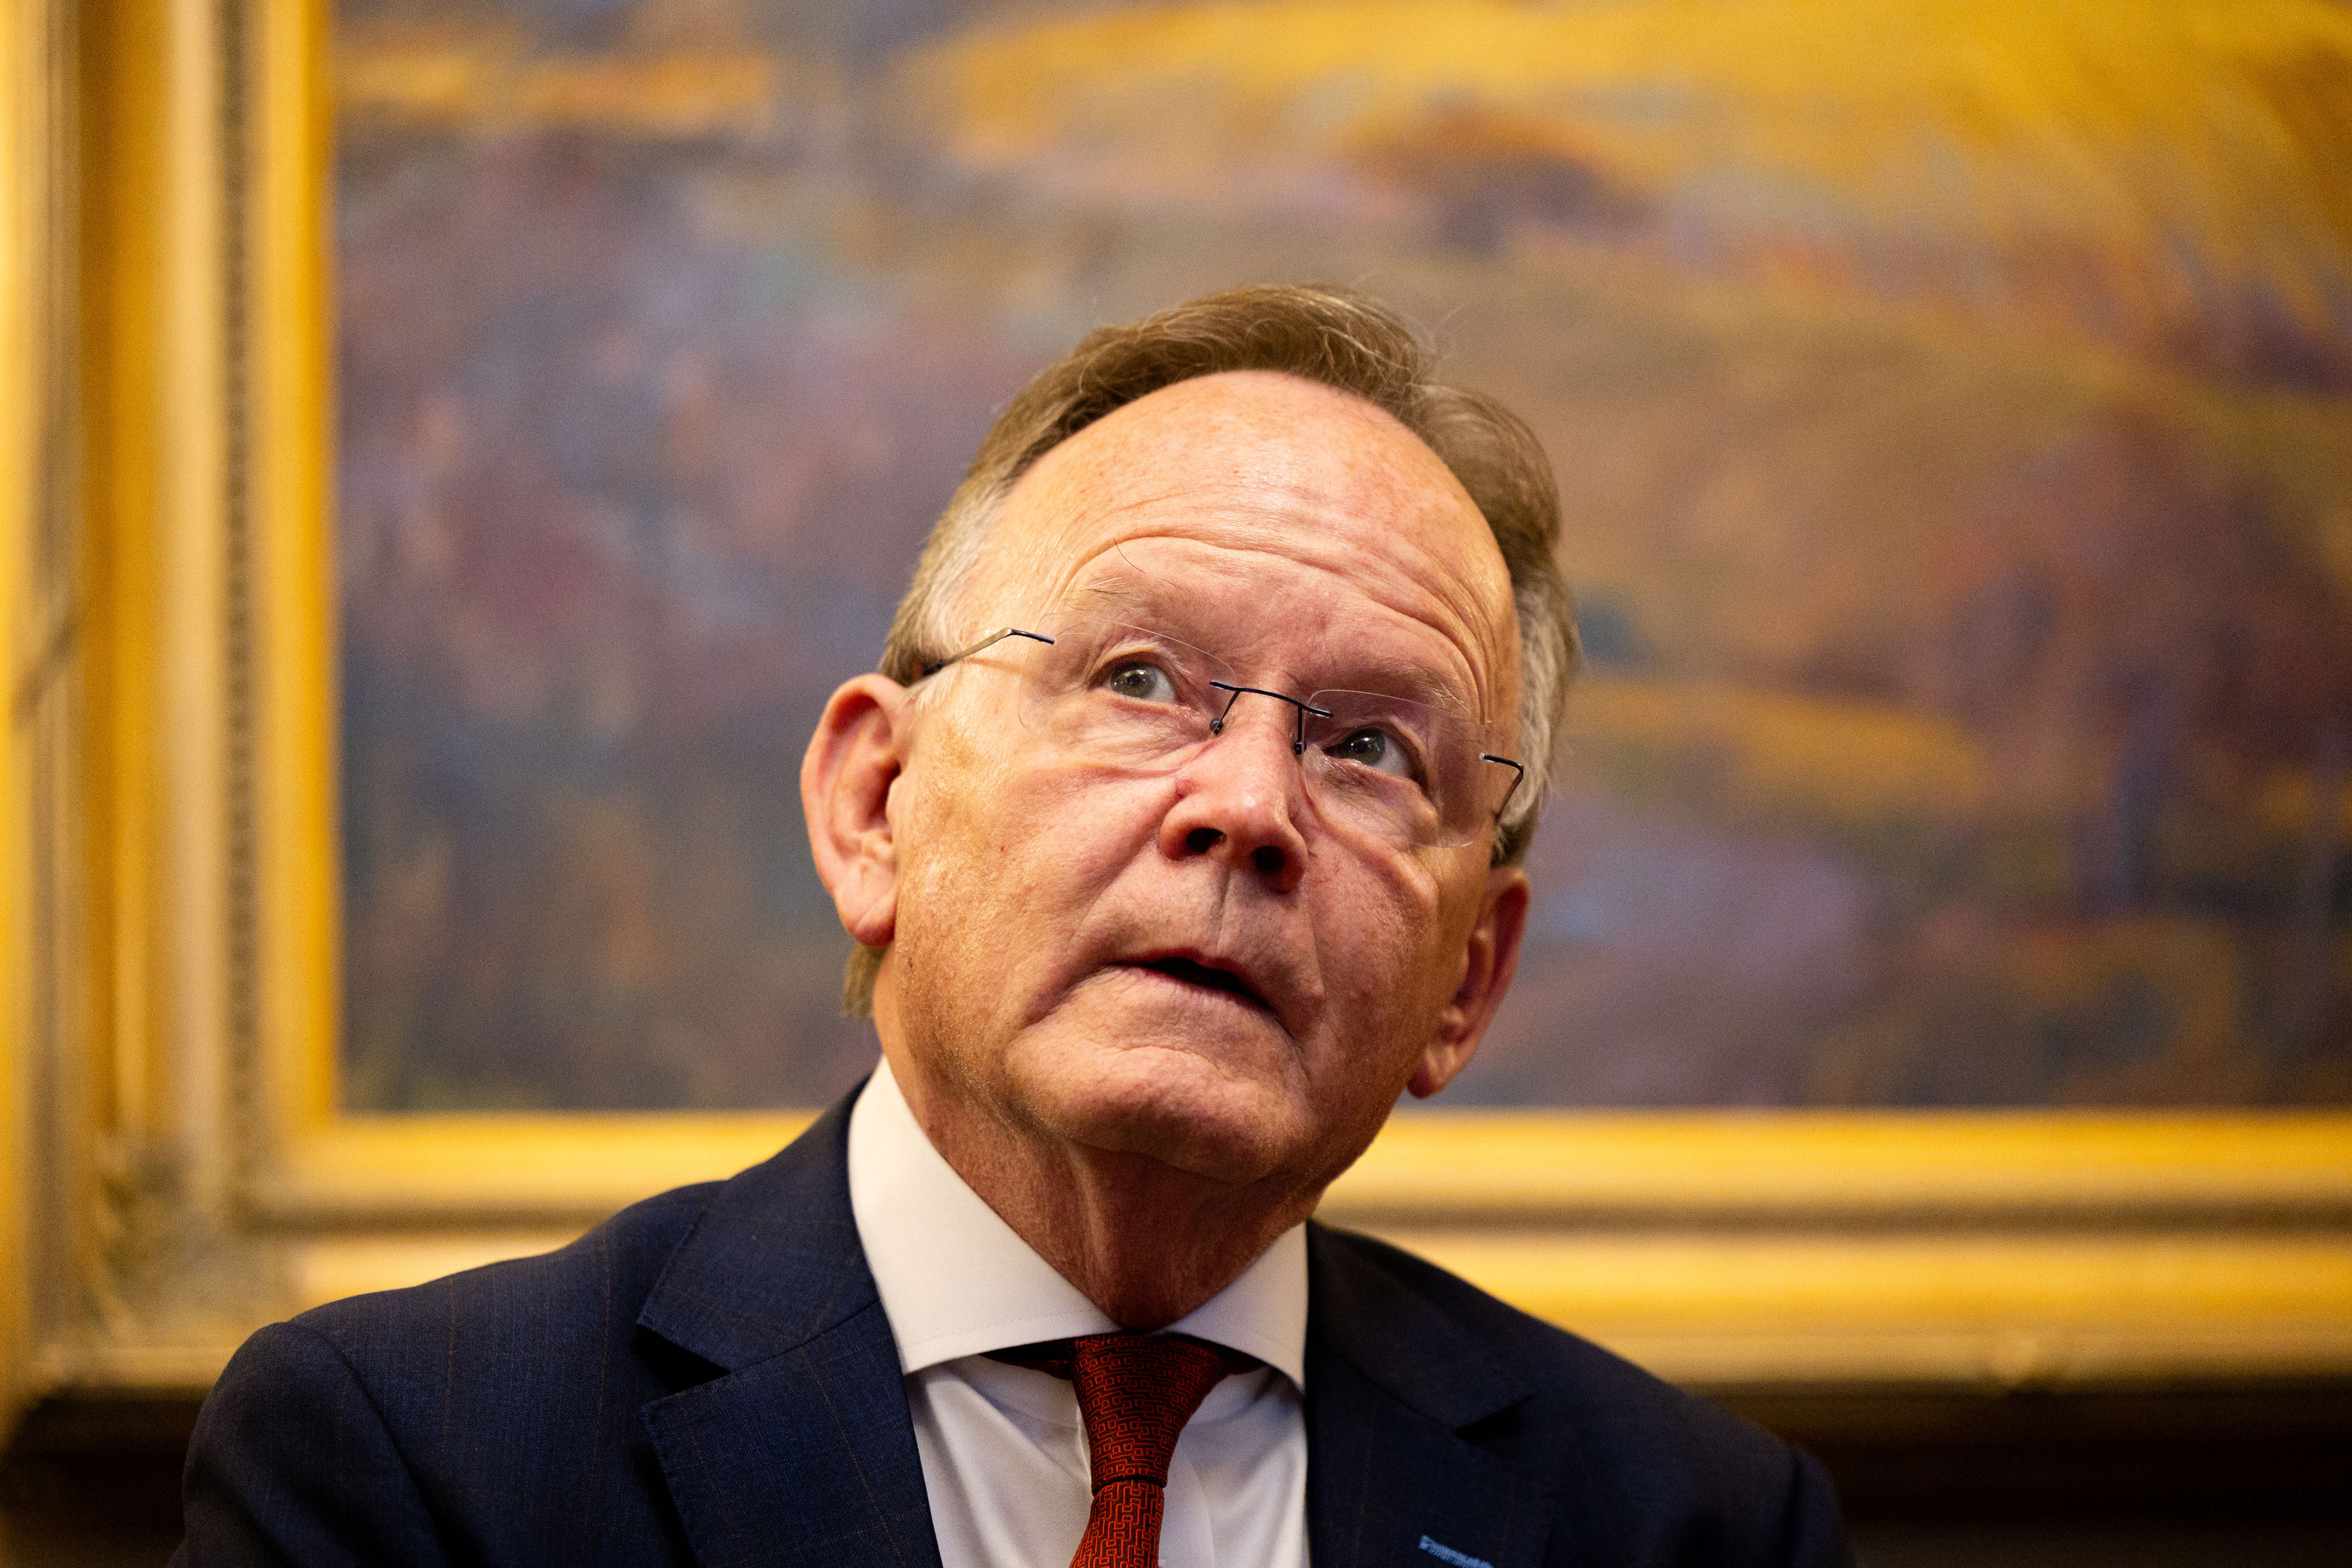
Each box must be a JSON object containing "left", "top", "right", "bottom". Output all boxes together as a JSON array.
[{"left": 5, "top": 0, "right": 2350, "bottom": 1439}]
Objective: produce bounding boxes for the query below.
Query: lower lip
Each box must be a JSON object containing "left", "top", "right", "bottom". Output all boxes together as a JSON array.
[{"left": 1117, "top": 964, "right": 1272, "bottom": 1016}]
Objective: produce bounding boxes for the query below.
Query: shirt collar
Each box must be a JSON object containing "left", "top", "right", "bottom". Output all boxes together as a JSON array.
[{"left": 845, "top": 1058, "right": 1307, "bottom": 1388}]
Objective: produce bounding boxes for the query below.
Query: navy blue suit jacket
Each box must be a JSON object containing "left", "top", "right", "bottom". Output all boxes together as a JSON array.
[{"left": 177, "top": 1095, "right": 1852, "bottom": 1566}]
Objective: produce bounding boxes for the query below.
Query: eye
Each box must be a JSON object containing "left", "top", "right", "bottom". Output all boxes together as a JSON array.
[
  {"left": 1325, "top": 725, "right": 1416, "bottom": 779},
  {"left": 1100, "top": 659, "right": 1178, "bottom": 704}
]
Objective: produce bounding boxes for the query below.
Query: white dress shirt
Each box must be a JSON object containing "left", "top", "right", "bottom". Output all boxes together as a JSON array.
[{"left": 847, "top": 1059, "right": 1310, "bottom": 1568}]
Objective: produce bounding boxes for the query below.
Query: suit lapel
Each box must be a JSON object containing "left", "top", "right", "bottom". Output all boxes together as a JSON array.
[
  {"left": 1305, "top": 1225, "right": 1559, "bottom": 1568},
  {"left": 636, "top": 1095, "right": 942, "bottom": 1568},
  {"left": 630, "top": 1108, "right": 1571, "bottom": 1568}
]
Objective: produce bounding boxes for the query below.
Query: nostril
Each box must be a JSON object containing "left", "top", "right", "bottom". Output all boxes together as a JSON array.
[
  {"left": 1252, "top": 845, "right": 1285, "bottom": 877},
  {"left": 1186, "top": 827, "right": 1223, "bottom": 855}
]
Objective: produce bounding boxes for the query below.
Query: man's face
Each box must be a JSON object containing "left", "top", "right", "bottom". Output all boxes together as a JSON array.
[{"left": 876, "top": 370, "right": 1526, "bottom": 1202}]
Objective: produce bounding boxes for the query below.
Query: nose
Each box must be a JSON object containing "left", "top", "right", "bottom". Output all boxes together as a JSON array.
[{"left": 1158, "top": 694, "right": 1310, "bottom": 892}]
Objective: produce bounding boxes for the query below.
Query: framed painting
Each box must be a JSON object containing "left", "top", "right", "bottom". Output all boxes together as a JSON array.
[{"left": 7, "top": 0, "right": 2350, "bottom": 1425}]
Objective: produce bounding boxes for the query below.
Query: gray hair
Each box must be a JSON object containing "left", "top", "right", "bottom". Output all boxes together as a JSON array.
[{"left": 845, "top": 284, "right": 1578, "bottom": 1016}]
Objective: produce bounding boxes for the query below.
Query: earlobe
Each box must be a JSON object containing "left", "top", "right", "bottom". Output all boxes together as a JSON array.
[
  {"left": 1406, "top": 867, "right": 1530, "bottom": 1099},
  {"left": 800, "top": 674, "right": 910, "bottom": 949}
]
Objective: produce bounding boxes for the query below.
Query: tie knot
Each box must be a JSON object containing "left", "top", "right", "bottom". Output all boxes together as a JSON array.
[
  {"left": 985, "top": 1334, "right": 1259, "bottom": 1567},
  {"left": 993, "top": 1333, "right": 1256, "bottom": 1493},
  {"left": 1073, "top": 1334, "right": 1234, "bottom": 1491}
]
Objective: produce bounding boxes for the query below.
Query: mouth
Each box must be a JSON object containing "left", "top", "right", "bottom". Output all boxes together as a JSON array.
[{"left": 1121, "top": 954, "right": 1275, "bottom": 1015}]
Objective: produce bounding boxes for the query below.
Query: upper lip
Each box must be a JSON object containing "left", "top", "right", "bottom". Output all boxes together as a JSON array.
[{"left": 1117, "top": 947, "right": 1279, "bottom": 1016}]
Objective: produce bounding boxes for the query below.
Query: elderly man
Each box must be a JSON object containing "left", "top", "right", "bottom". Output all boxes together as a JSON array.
[{"left": 178, "top": 286, "right": 1852, "bottom": 1567}]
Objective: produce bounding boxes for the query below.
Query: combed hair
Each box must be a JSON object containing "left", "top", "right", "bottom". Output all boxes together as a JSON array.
[{"left": 844, "top": 284, "right": 1579, "bottom": 1016}]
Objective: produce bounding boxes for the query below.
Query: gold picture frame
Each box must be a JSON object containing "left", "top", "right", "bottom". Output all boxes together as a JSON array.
[{"left": 6, "top": 0, "right": 2350, "bottom": 1437}]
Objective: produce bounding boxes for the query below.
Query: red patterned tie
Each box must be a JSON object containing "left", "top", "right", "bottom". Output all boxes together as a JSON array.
[{"left": 991, "top": 1333, "right": 1258, "bottom": 1568}]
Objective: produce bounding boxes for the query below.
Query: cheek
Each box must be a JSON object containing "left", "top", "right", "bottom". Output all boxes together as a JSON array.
[
  {"left": 1308, "top": 858, "right": 1457, "bottom": 1059},
  {"left": 892, "top": 730, "right": 1155, "bottom": 989},
  {"left": 893, "top": 738, "right": 1002, "bottom": 931}
]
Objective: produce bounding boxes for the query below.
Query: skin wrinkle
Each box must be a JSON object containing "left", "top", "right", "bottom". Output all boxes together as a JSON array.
[
  {"left": 1083, "top": 559, "right": 1481, "bottom": 723},
  {"left": 987, "top": 524, "right": 1508, "bottom": 746},
  {"left": 804, "top": 371, "right": 1528, "bottom": 1327},
  {"left": 968, "top": 387, "right": 1515, "bottom": 740}
]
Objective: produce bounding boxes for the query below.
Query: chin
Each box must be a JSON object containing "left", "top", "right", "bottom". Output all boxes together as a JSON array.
[{"left": 1004, "top": 1029, "right": 1311, "bottom": 1188}]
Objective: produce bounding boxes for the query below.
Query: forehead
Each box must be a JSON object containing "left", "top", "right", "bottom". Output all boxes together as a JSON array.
[{"left": 970, "top": 371, "right": 1521, "bottom": 725}]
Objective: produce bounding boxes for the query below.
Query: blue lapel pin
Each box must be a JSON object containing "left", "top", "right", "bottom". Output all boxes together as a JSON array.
[{"left": 1418, "top": 1535, "right": 1493, "bottom": 1568}]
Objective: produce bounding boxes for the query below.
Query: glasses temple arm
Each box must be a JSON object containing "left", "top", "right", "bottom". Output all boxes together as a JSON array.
[
  {"left": 918, "top": 626, "right": 1054, "bottom": 679},
  {"left": 1483, "top": 753, "right": 1526, "bottom": 822}
]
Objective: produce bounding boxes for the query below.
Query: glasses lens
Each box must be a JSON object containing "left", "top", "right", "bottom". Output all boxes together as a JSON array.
[
  {"left": 1010, "top": 617, "right": 1229, "bottom": 764},
  {"left": 949, "top": 614, "right": 1511, "bottom": 851},
  {"left": 1301, "top": 691, "right": 1507, "bottom": 849}
]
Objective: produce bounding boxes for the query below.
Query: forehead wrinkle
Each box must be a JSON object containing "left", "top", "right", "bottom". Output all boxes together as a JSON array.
[
  {"left": 971, "top": 374, "right": 1520, "bottom": 733},
  {"left": 1016, "top": 528, "right": 1514, "bottom": 737},
  {"left": 1058, "top": 535, "right": 1512, "bottom": 735}
]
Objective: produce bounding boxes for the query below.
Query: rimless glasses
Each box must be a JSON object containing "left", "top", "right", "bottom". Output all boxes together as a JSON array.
[{"left": 916, "top": 615, "right": 1523, "bottom": 852}]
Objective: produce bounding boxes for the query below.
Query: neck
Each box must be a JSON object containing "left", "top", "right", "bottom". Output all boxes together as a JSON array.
[{"left": 886, "top": 1055, "right": 1317, "bottom": 1327}]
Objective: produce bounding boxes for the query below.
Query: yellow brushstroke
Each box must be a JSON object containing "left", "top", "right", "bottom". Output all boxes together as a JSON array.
[
  {"left": 516, "top": 54, "right": 777, "bottom": 137},
  {"left": 1570, "top": 674, "right": 1994, "bottom": 826},
  {"left": 903, "top": 0, "right": 2352, "bottom": 329},
  {"left": 336, "top": 24, "right": 783, "bottom": 140}
]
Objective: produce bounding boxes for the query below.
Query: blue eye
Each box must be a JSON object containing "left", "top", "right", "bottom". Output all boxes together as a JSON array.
[{"left": 1102, "top": 660, "right": 1178, "bottom": 703}]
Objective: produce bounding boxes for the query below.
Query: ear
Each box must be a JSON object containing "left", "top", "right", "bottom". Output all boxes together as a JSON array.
[
  {"left": 1406, "top": 865, "right": 1530, "bottom": 1099},
  {"left": 800, "top": 673, "right": 911, "bottom": 948}
]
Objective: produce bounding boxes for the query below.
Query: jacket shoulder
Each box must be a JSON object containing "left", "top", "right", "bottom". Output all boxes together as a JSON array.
[
  {"left": 1312, "top": 1225, "right": 1851, "bottom": 1567},
  {"left": 280, "top": 1176, "right": 731, "bottom": 1508},
  {"left": 294, "top": 1178, "right": 720, "bottom": 1370},
  {"left": 1316, "top": 1221, "right": 1730, "bottom": 1415},
  {"left": 183, "top": 1180, "right": 728, "bottom": 1566},
  {"left": 180, "top": 1318, "right": 461, "bottom": 1567}
]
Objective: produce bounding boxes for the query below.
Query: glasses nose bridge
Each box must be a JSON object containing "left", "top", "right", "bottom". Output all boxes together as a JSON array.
[{"left": 1207, "top": 681, "right": 1329, "bottom": 757}]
